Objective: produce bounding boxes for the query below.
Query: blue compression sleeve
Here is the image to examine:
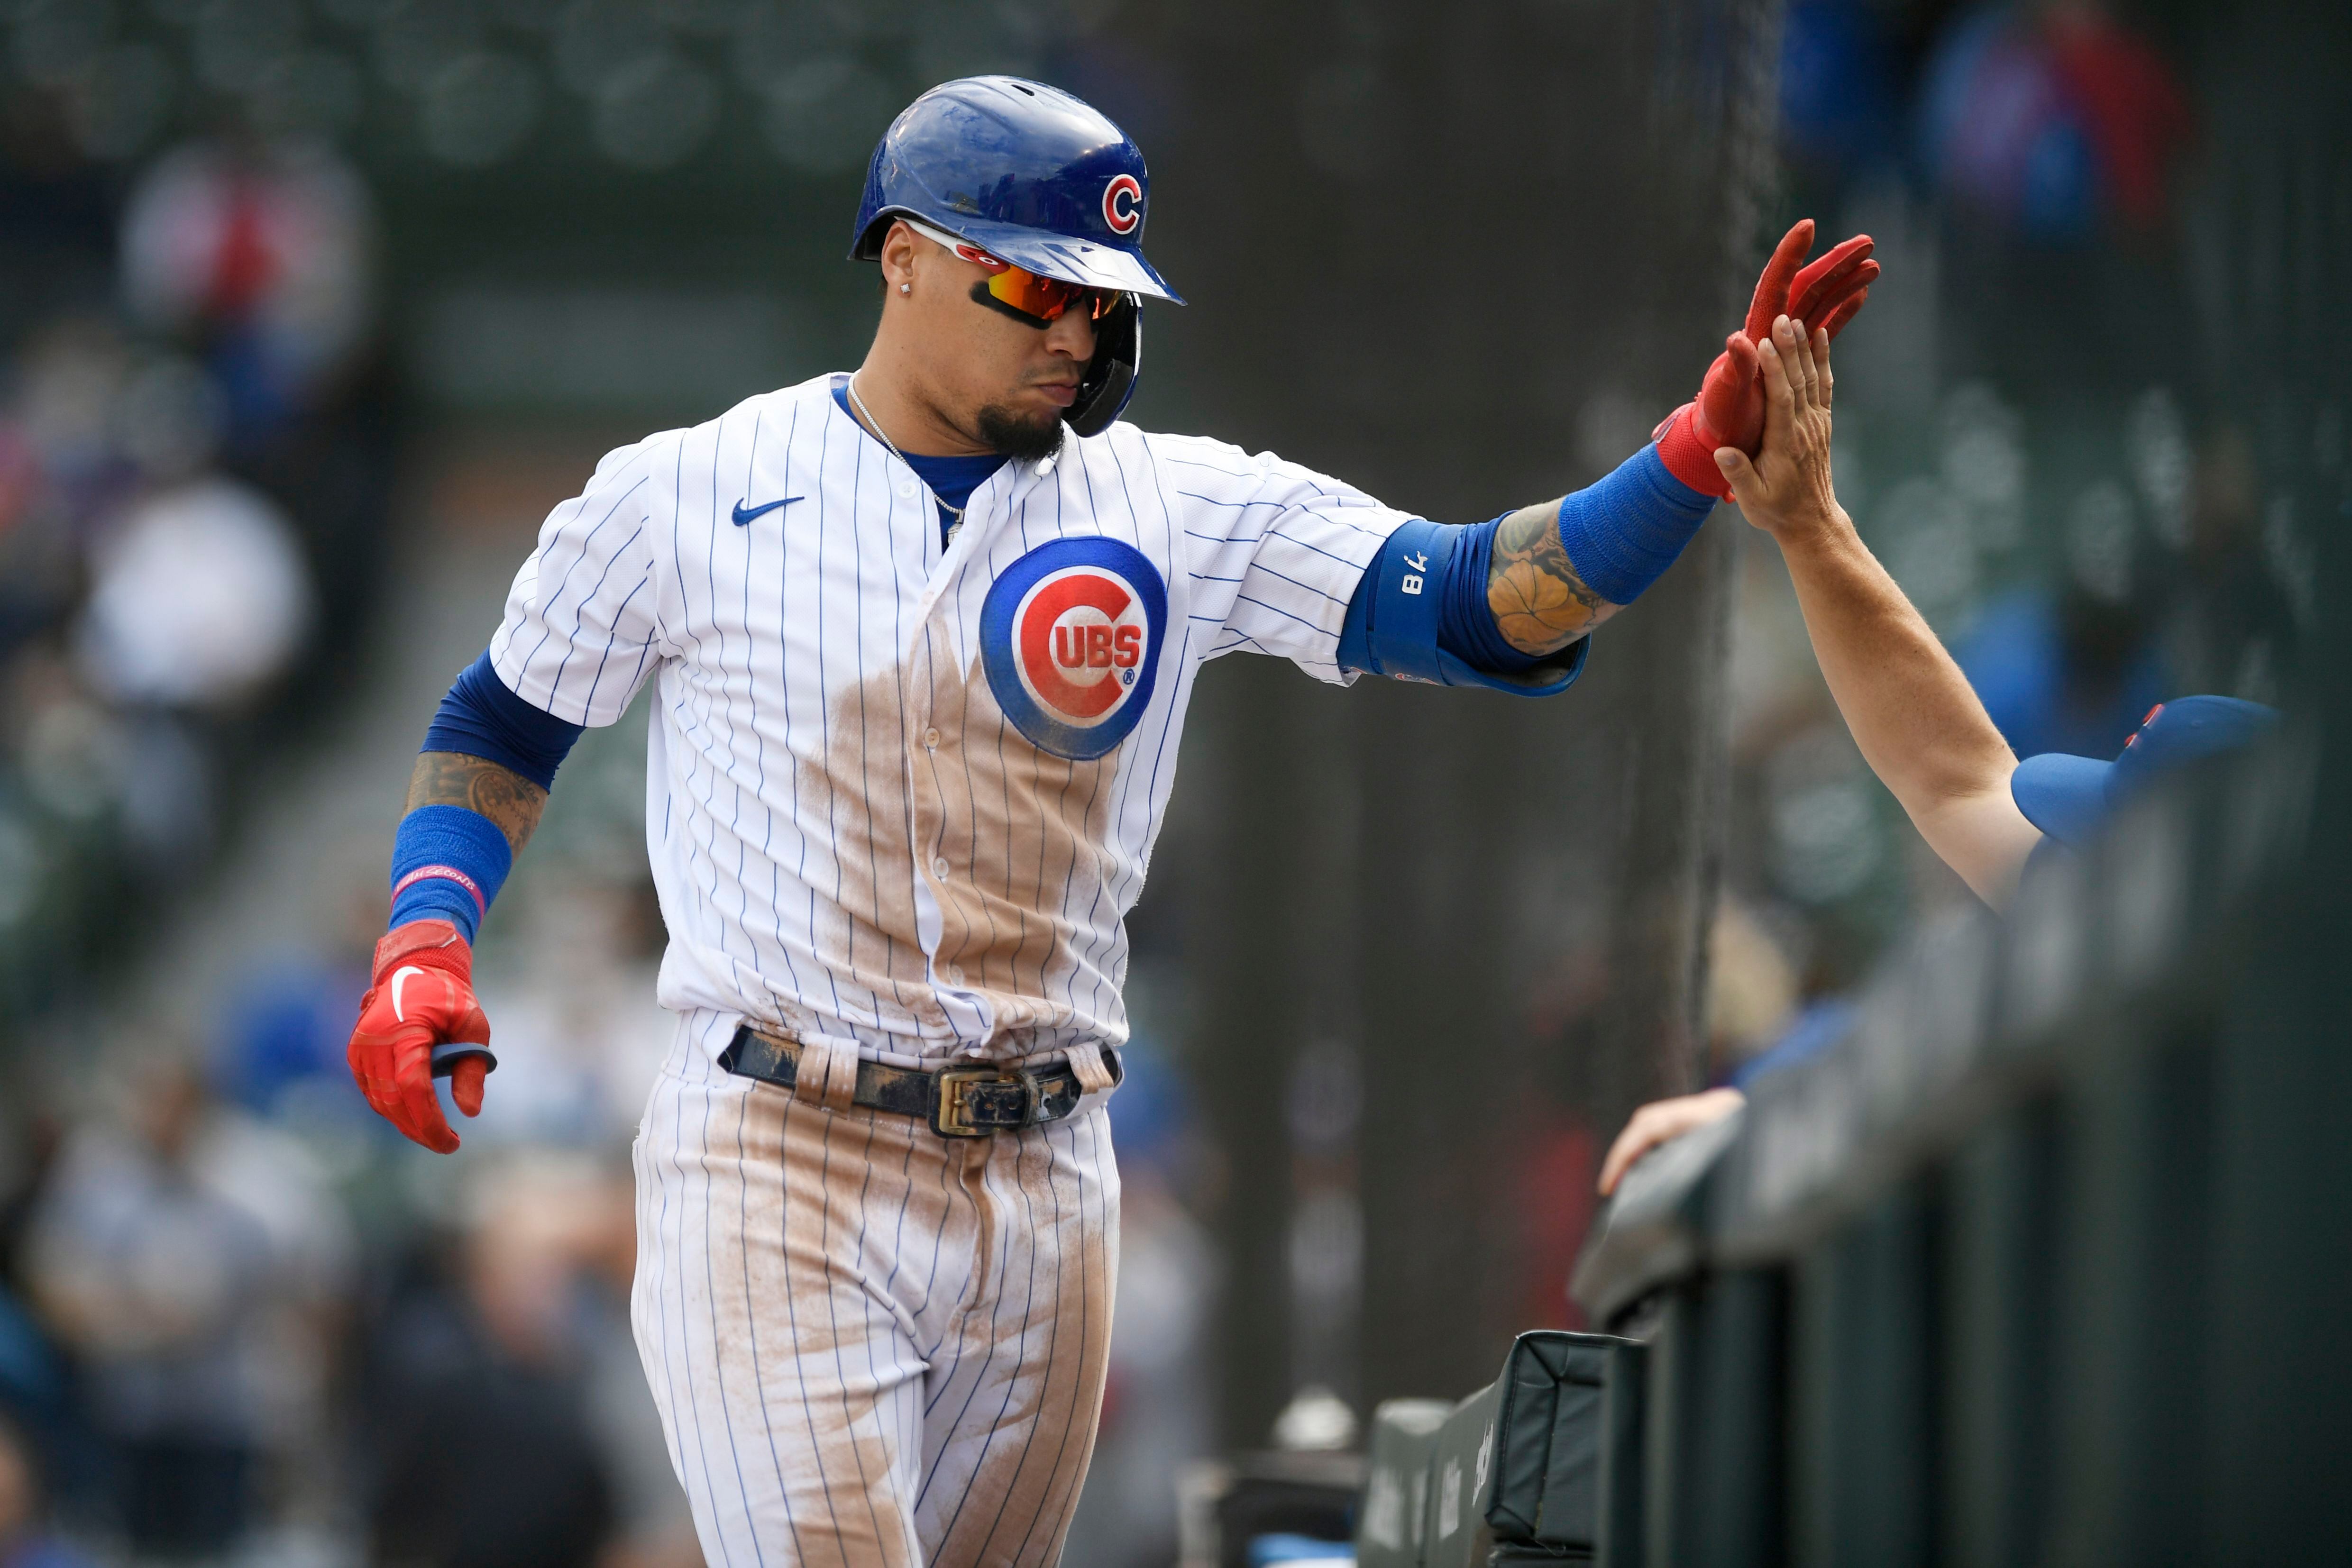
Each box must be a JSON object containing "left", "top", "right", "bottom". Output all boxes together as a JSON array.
[
  {"left": 1337, "top": 443, "right": 1716, "bottom": 686},
  {"left": 1336, "top": 518, "right": 1548, "bottom": 674},
  {"left": 388, "top": 805, "right": 513, "bottom": 941},
  {"left": 1555, "top": 445, "right": 1717, "bottom": 607},
  {"left": 1336, "top": 521, "right": 1585, "bottom": 696},
  {"left": 422, "top": 652, "right": 586, "bottom": 791}
]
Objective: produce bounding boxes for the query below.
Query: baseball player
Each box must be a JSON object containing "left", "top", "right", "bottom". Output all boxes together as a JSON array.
[{"left": 344, "top": 78, "right": 1876, "bottom": 1564}]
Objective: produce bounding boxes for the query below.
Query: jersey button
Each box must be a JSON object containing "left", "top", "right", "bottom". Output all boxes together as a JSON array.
[
  {"left": 933, "top": 857, "right": 950, "bottom": 879},
  {"left": 923, "top": 727, "right": 941, "bottom": 749},
  {"left": 946, "top": 965, "right": 965, "bottom": 985},
  {"left": 896, "top": 480, "right": 918, "bottom": 500}
]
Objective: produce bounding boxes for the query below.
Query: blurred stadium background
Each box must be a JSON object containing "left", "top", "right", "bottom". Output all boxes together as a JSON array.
[{"left": 0, "top": 0, "right": 2339, "bottom": 1564}]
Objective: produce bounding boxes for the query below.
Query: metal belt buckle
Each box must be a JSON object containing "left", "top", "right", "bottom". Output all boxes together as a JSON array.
[{"left": 933, "top": 1067, "right": 1041, "bottom": 1138}]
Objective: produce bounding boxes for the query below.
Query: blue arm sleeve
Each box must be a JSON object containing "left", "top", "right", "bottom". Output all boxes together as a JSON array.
[
  {"left": 1336, "top": 520, "right": 1586, "bottom": 696},
  {"left": 391, "top": 651, "right": 577, "bottom": 941},
  {"left": 388, "top": 806, "right": 513, "bottom": 942},
  {"left": 421, "top": 651, "right": 586, "bottom": 791},
  {"left": 1556, "top": 444, "right": 1718, "bottom": 607}
]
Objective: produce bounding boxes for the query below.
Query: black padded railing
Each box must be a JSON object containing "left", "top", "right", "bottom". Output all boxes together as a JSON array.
[{"left": 1561, "top": 738, "right": 2338, "bottom": 1566}]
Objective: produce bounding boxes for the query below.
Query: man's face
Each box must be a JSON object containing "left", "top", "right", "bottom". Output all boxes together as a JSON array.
[{"left": 880, "top": 220, "right": 1098, "bottom": 456}]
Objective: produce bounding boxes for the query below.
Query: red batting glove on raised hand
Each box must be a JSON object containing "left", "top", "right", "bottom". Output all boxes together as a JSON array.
[
  {"left": 348, "top": 919, "right": 494, "bottom": 1154},
  {"left": 1655, "top": 219, "right": 1879, "bottom": 499}
]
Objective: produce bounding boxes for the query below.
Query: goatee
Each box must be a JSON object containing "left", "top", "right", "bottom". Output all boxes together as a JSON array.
[{"left": 976, "top": 401, "right": 1066, "bottom": 463}]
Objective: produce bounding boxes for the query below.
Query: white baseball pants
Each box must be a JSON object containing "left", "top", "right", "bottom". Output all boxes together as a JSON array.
[{"left": 631, "top": 1020, "right": 1120, "bottom": 1566}]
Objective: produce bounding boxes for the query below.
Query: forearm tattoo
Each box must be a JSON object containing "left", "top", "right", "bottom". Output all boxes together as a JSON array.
[
  {"left": 406, "top": 751, "right": 547, "bottom": 857},
  {"left": 1486, "top": 501, "right": 1613, "bottom": 656}
]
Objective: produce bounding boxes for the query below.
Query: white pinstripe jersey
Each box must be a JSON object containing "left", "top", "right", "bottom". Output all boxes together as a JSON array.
[{"left": 490, "top": 372, "right": 1409, "bottom": 1067}]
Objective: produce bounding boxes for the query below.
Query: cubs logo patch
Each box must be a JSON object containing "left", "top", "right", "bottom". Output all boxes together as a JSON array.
[
  {"left": 1102, "top": 173, "right": 1143, "bottom": 236},
  {"left": 980, "top": 536, "right": 1167, "bottom": 761}
]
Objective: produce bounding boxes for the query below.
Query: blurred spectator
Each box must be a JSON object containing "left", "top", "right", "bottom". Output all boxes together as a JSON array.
[
  {"left": 119, "top": 141, "right": 374, "bottom": 442},
  {"left": 1702, "top": 897, "right": 1803, "bottom": 1083},
  {"left": 2171, "top": 423, "right": 2301, "bottom": 700},
  {"left": 0, "top": 1414, "right": 94, "bottom": 1568},
  {"left": 1918, "top": 0, "right": 2198, "bottom": 395},
  {"left": 212, "top": 850, "right": 396, "bottom": 1157},
  {"left": 73, "top": 475, "right": 312, "bottom": 712},
  {"left": 362, "top": 1158, "right": 628, "bottom": 1568},
  {"left": 0, "top": 1290, "right": 69, "bottom": 1505},
  {"left": 1949, "top": 582, "right": 2165, "bottom": 760},
  {"left": 569, "top": 1168, "right": 700, "bottom": 1568},
  {"left": 0, "top": 1110, "right": 80, "bottom": 1512},
  {"left": 468, "top": 875, "right": 673, "bottom": 1150},
  {"left": 1063, "top": 1039, "right": 1217, "bottom": 1566},
  {"left": 1780, "top": 0, "right": 1900, "bottom": 188},
  {"left": 21, "top": 1060, "right": 351, "bottom": 1560},
  {"left": 1921, "top": 0, "right": 2192, "bottom": 242},
  {"left": 0, "top": 137, "right": 387, "bottom": 1032}
]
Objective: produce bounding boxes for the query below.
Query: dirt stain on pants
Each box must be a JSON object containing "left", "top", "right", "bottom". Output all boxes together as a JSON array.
[{"left": 632, "top": 1020, "right": 1120, "bottom": 1566}]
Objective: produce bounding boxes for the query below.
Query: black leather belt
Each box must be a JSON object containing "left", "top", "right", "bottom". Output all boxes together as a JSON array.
[{"left": 719, "top": 1025, "right": 1120, "bottom": 1138}]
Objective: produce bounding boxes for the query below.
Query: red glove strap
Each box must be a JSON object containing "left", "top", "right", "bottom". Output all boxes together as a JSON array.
[
  {"left": 372, "top": 918, "right": 473, "bottom": 985},
  {"left": 1656, "top": 403, "right": 1735, "bottom": 500}
]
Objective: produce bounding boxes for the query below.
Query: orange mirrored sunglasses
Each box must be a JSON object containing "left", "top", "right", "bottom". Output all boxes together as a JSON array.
[{"left": 906, "top": 219, "right": 1125, "bottom": 328}]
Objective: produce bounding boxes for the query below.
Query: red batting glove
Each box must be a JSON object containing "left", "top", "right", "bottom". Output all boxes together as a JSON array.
[
  {"left": 348, "top": 919, "right": 494, "bottom": 1154},
  {"left": 1656, "top": 219, "right": 1879, "bottom": 498}
]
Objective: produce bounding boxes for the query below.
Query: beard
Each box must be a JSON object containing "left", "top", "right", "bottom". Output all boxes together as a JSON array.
[{"left": 974, "top": 398, "right": 1066, "bottom": 462}]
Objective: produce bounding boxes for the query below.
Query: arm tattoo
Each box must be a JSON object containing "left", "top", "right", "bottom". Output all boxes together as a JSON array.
[
  {"left": 406, "top": 751, "right": 547, "bottom": 858},
  {"left": 1486, "top": 500, "right": 1619, "bottom": 656}
]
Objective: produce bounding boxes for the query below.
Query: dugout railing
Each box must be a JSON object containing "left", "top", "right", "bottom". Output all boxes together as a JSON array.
[
  {"left": 1533, "top": 733, "right": 2334, "bottom": 1568},
  {"left": 1327, "top": 738, "right": 2333, "bottom": 1568},
  {"left": 1237, "top": 734, "right": 2338, "bottom": 1568}
]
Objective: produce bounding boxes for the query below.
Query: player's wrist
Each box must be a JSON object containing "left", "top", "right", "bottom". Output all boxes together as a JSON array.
[
  {"left": 372, "top": 918, "right": 474, "bottom": 984},
  {"left": 1653, "top": 403, "right": 1737, "bottom": 500}
]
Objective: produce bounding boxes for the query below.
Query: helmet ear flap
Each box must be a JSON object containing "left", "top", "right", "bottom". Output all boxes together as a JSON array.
[{"left": 1068, "top": 293, "right": 1141, "bottom": 438}]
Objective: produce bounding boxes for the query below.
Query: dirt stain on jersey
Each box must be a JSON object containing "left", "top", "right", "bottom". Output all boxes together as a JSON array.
[
  {"left": 796, "top": 623, "right": 1125, "bottom": 1049},
  {"left": 791, "top": 653, "right": 938, "bottom": 1030},
  {"left": 910, "top": 617, "right": 1121, "bottom": 1045}
]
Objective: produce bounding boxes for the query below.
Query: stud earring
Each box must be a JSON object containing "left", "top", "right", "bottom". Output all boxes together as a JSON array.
[{"left": 899, "top": 283, "right": 911, "bottom": 294}]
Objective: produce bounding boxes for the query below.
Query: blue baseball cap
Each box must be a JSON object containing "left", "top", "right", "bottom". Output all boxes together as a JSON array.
[{"left": 2010, "top": 695, "right": 2280, "bottom": 847}]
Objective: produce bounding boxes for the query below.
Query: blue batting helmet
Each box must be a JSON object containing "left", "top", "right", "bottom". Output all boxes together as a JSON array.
[
  {"left": 851, "top": 77, "right": 1180, "bottom": 436},
  {"left": 851, "top": 76, "right": 1182, "bottom": 303}
]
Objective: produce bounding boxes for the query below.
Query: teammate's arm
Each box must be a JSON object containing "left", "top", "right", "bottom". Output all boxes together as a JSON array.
[
  {"left": 1591, "top": 320, "right": 2023, "bottom": 1199},
  {"left": 1717, "top": 316, "right": 2042, "bottom": 908},
  {"left": 1598, "top": 1087, "right": 1746, "bottom": 1195}
]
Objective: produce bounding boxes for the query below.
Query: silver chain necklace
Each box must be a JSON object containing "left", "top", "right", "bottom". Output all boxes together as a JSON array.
[{"left": 846, "top": 373, "right": 967, "bottom": 526}]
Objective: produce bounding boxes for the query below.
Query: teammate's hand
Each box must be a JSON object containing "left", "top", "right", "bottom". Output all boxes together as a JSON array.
[
  {"left": 1597, "top": 1087, "right": 1747, "bottom": 1196},
  {"left": 1656, "top": 219, "right": 1877, "bottom": 498},
  {"left": 1715, "top": 315, "right": 1846, "bottom": 549},
  {"left": 348, "top": 919, "right": 493, "bottom": 1154}
]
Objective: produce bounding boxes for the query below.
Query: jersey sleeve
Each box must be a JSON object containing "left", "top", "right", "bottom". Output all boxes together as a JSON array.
[
  {"left": 487, "top": 437, "right": 672, "bottom": 727},
  {"left": 1149, "top": 434, "right": 1411, "bottom": 684}
]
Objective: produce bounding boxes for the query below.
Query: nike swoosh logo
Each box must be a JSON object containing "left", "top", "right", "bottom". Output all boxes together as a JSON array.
[
  {"left": 732, "top": 495, "right": 802, "bottom": 526},
  {"left": 391, "top": 966, "right": 425, "bottom": 1023}
]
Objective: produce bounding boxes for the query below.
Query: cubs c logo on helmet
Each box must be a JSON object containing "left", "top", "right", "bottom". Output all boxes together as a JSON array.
[
  {"left": 981, "top": 536, "right": 1167, "bottom": 761},
  {"left": 1102, "top": 173, "right": 1143, "bottom": 236}
]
